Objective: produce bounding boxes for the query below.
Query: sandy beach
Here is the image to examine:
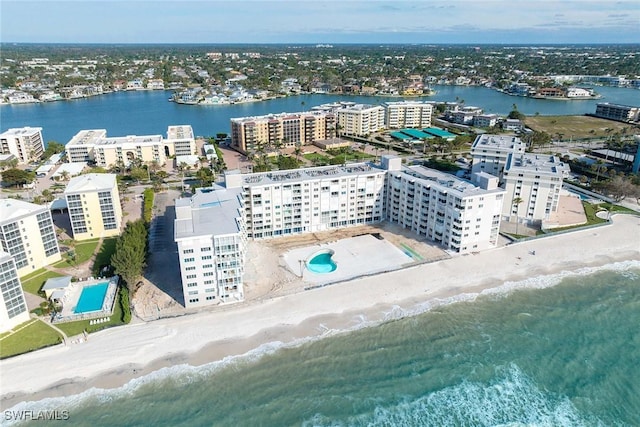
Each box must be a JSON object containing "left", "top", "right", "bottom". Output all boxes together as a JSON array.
[{"left": 1, "top": 215, "right": 639, "bottom": 409}]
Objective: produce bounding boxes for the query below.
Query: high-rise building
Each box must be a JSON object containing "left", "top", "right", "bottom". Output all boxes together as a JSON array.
[
  {"left": 0, "top": 199, "right": 61, "bottom": 277},
  {"left": 383, "top": 101, "right": 433, "bottom": 129},
  {"left": 385, "top": 159, "right": 505, "bottom": 253},
  {"left": 65, "top": 126, "right": 196, "bottom": 167},
  {"left": 174, "top": 186, "right": 246, "bottom": 308},
  {"left": 0, "top": 127, "right": 45, "bottom": 164},
  {"left": 64, "top": 173, "right": 122, "bottom": 241},
  {"left": 174, "top": 157, "right": 505, "bottom": 308},
  {"left": 0, "top": 251, "right": 30, "bottom": 333},
  {"left": 501, "top": 153, "right": 570, "bottom": 224},
  {"left": 336, "top": 104, "right": 385, "bottom": 137},
  {"left": 470, "top": 134, "right": 527, "bottom": 180},
  {"left": 230, "top": 111, "right": 336, "bottom": 154}
]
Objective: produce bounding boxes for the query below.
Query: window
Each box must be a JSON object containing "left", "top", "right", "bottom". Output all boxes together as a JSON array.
[
  {"left": 202, "top": 255, "right": 212, "bottom": 260},
  {"left": 184, "top": 257, "right": 195, "bottom": 263},
  {"left": 186, "top": 274, "right": 196, "bottom": 279},
  {"left": 183, "top": 249, "right": 194, "bottom": 254},
  {"left": 201, "top": 247, "right": 211, "bottom": 252}
]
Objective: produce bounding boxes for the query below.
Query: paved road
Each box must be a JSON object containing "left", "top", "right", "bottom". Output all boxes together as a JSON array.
[{"left": 144, "top": 189, "right": 183, "bottom": 305}]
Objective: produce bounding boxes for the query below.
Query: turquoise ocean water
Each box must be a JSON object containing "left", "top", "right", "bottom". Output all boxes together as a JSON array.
[{"left": 5, "top": 262, "right": 640, "bottom": 426}]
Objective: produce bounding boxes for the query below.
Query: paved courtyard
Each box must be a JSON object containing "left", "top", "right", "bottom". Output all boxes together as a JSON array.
[{"left": 283, "top": 234, "right": 414, "bottom": 286}]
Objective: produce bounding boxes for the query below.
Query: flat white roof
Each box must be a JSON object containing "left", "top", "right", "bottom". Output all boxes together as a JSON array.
[
  {"left": 0, "top": 127, "right": 42, "bottom": 138},
  {"left": 64, "top": 173, "right": 116, "bottom": 193},
  {"left": 239, "top": 162, "right": 384, "bottom": 187},
  {"left": 175, "top": 186, "right": 244, "bottom": 239},
  {"left": 505, "top": 153, "right": 570, "bottom": 176},
  {"left": 66, "top": 129, "right": 107, "bottom": 147},
  {"left": 472, "top": 134, "right": 526, "bottom": 151},
  {"left": 0, "top": 198, "right": 48, "bottom": 224},
  {"left": 167, "top": 125, "right": 194, "bottom": 140},
  {"left": 398, "top": 165, "right": 505, "bottom": 197}
]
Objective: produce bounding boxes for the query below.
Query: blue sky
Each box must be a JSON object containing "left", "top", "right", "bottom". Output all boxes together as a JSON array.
[{"left": 2, "top": 1, "right": 639, "bottom": 44}]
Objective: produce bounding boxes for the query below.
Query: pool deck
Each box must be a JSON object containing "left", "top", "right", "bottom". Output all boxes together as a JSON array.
[
  {"left": 283, "top": 234, "right": 416, "bottom": 286},
  {"left": 53, "top": 277, "right": 119, "bottom": 323}
]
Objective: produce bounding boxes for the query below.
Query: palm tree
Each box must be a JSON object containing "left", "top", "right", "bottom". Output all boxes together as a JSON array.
[
  {"left": 293, "top": 143, "right": 302, "bottom": 163},
  {"left": 512, "top": 196, "right": 524, "bottom": 236}
]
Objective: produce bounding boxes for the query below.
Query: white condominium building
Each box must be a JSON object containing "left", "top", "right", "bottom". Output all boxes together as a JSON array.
[
  {"left": 166, "top": 125, "right": 197, "bottom": 157},
  {"left": 502, "top": 153, "right": 570, "bottom": 224},
  {"left": 230, "top": 111, "right": 337, "bottom": 154},
  {"left": 0, "top": 251, "right": 30, "bottom": 333},
  {"left": 0, "top": 127, "right": 45, "bottom": 164},
  {"left": 65, "top": 126, "right": 197, "bottom": 167},
  {"left": 224, "top": 163, "right": 387, "bottom": 239},
  {"left": 383, "top": 101, "right": 433, "bottom": 129},
  {"left": 470, "top": 134, "right": 526, "bottom": 180},
  {"left": 64, "top": 173, "right": 122, "bottom": 241},
  {"left": 174, "top": 186, "right": 246, "bottom": 308},
  {"left": 0, "top": 199, "right": 61, "bottom": 277},
  {"left": 336, "top": 104, "right": 385, "bottom": 137},
  {"left": 385, "top": 157, "right": 505, "bottom": 253},
  {"left": 174, "top": 156, "right": 506, "bottom": 308}
]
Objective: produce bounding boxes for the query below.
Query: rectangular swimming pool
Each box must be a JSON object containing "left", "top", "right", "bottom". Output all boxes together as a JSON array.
[{"left": 74, "top": 282, "right": 109, "bottom": 314}]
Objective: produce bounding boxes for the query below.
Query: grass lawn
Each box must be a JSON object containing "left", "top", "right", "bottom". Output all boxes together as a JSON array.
[
  {"left": 523, "top": 115, "right": 636, "bottom": 139},
  {"left": 304, "top": 153, "right": 331, "bottom": 164},
  {"left": 53, "top": 238, "right": 101, "bottom": 267},
  {"left": 0, "top": 319, "right": 62, "bottom": 359},
  {"left": 20, "top": 269, "right": 64, "bottom": 295},
  {"left": 92, "top": 237, "right": 118, "bottom": 276}
]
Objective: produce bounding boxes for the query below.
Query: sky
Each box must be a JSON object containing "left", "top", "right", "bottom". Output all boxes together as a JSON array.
[{"left": 1, "top": 0, "right": 639, "bottom": 44}]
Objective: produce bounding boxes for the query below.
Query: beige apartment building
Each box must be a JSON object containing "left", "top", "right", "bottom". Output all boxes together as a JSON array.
[
  {"left": 64, "top": 173, "right": 122, "bottom": 241},
  {"left": 383, "top": 101, "right": 433, "bottom": 129},
  {"left": 230, "top": 111, "right": 337, "bottom": 154},
  {"left": 336, "top": 104, "right": 385, "bottom": 137},
  {"left": 0, "top": 127, "right": 45, "bottom": 164},
  {"left": 65, "top": 125, "right": 197, "bottom": 168},
  {"left": 0, "top": 251, "right": 30, "bottom": 333},
  {"left": 0, "top": 199, "right": 61, "bottom": 277}
]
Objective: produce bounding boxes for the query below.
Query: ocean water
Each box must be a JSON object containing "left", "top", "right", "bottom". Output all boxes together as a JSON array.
[
  {"left": 6, "top": 262, "right": 640, "bottom": 427},
  {"left": 2, "top": 85, "right": 638, "bottom": 144}
]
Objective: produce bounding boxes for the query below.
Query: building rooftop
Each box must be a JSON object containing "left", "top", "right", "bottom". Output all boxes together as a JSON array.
[
  {"left": 397, "top": 165, "right": 505, "bottom": 197},
  {"left": 235, "top": 162, "right": 384, "bottom": 187},
  {"left": 41, "top": 276, "right": 73, "bottom": 291},
  {"left": 0, "top": 127, "right": 42, "bottom": 138},
  {"left": 64, "top": 173, "right": 116, "bottom": 193},
  {"left": 167, "top": 125, "right": 194, "bottom": 140},
  {"left": 175, "top": 186, "right": 244, "bottom": 238},
  {"left": 99, "top": 135, "right": 163, "bottom": 146},
  {"left": 505, "top": 153, "right": 570, "bottom": 177},
  {"left": 472, "top": 134, "right": 526, "bottom": 151},
  {"left": 230, "top": 110, "right": 334, "bottom": 124},
  {"left": 66, "top": 130, "right": 108, "bottom": 147},
  {"left": 0, "top": 198, "right": 48, "bottom": 224},
  {"left": 0, "top": 250, "right": 12, "bottom": 263},
  {"left": 336, "top": 103, "right": 382, "bottom": 112}
]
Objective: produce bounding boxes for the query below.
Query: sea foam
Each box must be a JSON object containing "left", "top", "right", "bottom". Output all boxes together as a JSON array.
[
  {"left": 302, "top": 364, "right": 610, "bottom": 427},
  {"left": 4, "top": 260, "right": 638, "bottom": 424}
]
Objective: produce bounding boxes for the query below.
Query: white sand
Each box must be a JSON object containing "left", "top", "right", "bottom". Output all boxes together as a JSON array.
[{"left": 1, "top": 215, "right": 639, "bottom": 407}]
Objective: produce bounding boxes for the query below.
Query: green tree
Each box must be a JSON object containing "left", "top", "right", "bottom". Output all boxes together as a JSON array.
[
  {"left": 42, "top": 141, "right": 65, "bottom": 160},
  {"left": 512, "top": 197, "right": 524, "bottom": 235},
  {"left": 110, "top": 220, "right": 148, "bottom": 290},
  {"left": 1, "top": 168, "right": 35, "bottom": 187}
]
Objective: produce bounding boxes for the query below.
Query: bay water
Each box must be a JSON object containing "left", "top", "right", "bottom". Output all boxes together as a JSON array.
[
  {"left": 1, "top": 85, "right": 638, "bottom": 145},
  {"left": 6, "top": 262, "right": 640, "bottom": 426}
]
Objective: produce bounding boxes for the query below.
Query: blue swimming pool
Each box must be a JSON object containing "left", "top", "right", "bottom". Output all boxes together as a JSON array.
[
  {"left": 74, "top": 282, "right": 109, "bottom": 313},
  {"left": 307, "top": 251, "right": 337, "bottom": 274}
]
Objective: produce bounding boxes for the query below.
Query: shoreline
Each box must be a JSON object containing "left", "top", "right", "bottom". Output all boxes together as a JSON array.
[{"left": 1, "top": 215, "right": 639, "bottom": 410}]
